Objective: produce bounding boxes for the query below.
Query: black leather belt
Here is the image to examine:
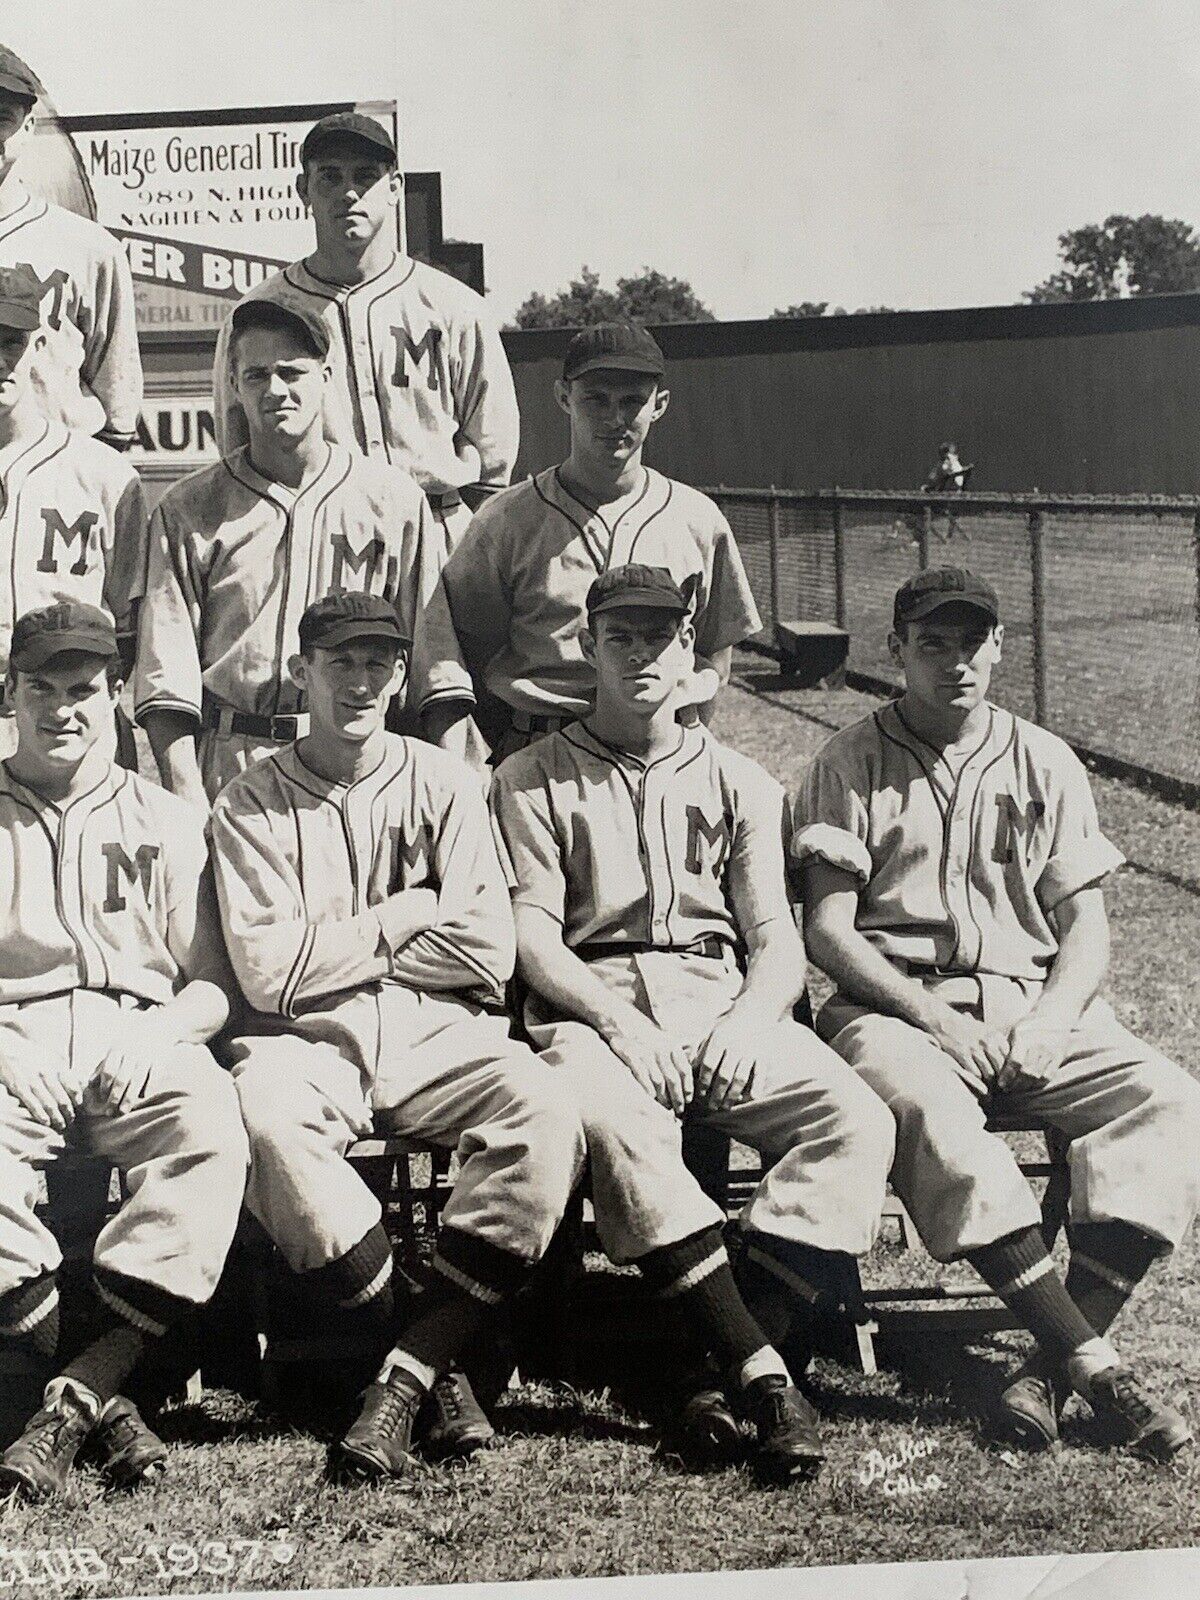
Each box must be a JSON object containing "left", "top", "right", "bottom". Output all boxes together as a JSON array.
[
  {"left": 510, "top": 710, "right": 570, "bottom": 735},
  {"left": 574, "top": 936, "right": 732, "bottom": 962},
  {"left": 426, "top": 489, "right": 463, "bottom": 513},
  {"left": 202, "top": 699, "right": 308, "bottom": 741}
]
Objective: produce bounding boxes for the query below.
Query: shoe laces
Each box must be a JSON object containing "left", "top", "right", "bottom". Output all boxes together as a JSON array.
[
  {"left": 26, "top": 1407, "right": 80, "bottom": 1464},
  {"left": 372, "top": 1377, "right": 422, "bottom": 1434},
  {"left": 1104, "top": 1369, "right": 1154, "bottom": 1427},
  {"left": 101, "top": 1409, "right": 141, "bottom": 1450},
  {"left": 435, "top": 1376, "right": 465, "bottom": 1422}
]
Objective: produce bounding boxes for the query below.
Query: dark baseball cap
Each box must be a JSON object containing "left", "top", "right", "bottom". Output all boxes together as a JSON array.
[
  {"left": 563, "top": 323, "right": 666, "bottom": 383},
  {"left": 893, "top": 566, "right": 1000, "bottom": 629},
  {"left": 586, "top": 564, "right": 691, "bottom": 620},
  {"left": 0, "top": 264, "right": 42, "bottom": 332},
  {"left": 0, "top": 49, "right": 43, "bottom": 104},
  {"left": 229, "top": 296, "right": 330, "bottom": 361},
  {"left": 10, "top": 601, "right": 119, "bottom": 673},
  {"left": 300, "top": 112, "right": 396, "bottom": 167},
  {"left": 298, "top": 592, "right": 409, "bottom": 653}
]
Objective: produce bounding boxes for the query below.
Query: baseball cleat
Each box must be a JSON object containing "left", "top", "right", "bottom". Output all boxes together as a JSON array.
[
  {"left": 997, "top": 1354, "right": 1069, "bottom": 1452},
  {"left": 418, "top": 1369, "right": 495, "bottom": 1461},
  {"left": 92, "top": 1397, "right": 168, "bottom": 1489},
  {"left": 1079, "top": 1365, "right": 1193, "bottom": 1462},
  {"left": 329, "top": 1369, "right": 426, "bottom": 1481},
  {"left": 0, "top": 1391, "right": 93, "bottom": 1500},
  {"left": 663, "top": 1387, "right": 745, "bottom": 1472},
  {"left": 742, "top": 1374, "right": 826, "bottom": 1484}
]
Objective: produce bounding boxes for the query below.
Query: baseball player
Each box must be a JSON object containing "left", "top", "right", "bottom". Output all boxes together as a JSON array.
[
  {"left": 0, "top": 263, "right": 146, "bottom": 763},
  {"left": 421, "top": 322, "right": 763, "bottom": 763},
  {"left": 134, "top": 297, "right": 468, "bottom": 808},
  {"left": 0, "top": 600, "right": 248, "bottom": 1500},
  {"left": 490, "top": 564, "right": 895, "bottom": 1481},
  {"left": 209, "top": 591, "right": 585, "bottom": 1480},
  {"left": 793, "top": 566, "right": 1200, "bottom": 1460},
  {"left": 212, "top": 112, "right": 519, "bottom": 553},
  {"left": 0, "top": 49, "right": 142, "bottom": 447}
]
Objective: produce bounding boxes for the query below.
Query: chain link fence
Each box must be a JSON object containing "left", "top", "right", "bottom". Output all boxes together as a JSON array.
[{"left": 707, "top": 488, "right": 1200, "bottom": 798}]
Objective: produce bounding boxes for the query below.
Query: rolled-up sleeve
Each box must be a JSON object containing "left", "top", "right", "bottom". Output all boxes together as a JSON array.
[
  {"left": 788, "top": 758, "right": 874, "bottom": 882},
  {"left": 1036, "top": 753, "right": 1125, "bottom": 911},
  {"left": 489, "top": 766, "right": 567, "bottom": 926}
]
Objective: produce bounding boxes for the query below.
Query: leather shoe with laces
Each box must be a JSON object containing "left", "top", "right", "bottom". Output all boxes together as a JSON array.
[
  {"left": 742, "top": 1374, "right": 825, "bottom": 1483},
  {"left": 0, "top": 1391, "right": 94, "bottom": 1500},
  {"left": 418, "top": 1370, "right": 495, "bottom": 1461},
  {"left": 92, "top": 1397, "right": 168, "bottom": 1489},
  {"left": 330, "top": 1368, "right": 426, "bottom": 1481},
  {"left": 998, "top": 1354, "right": 1070, "bottom": 1452},
  {"left": 663, "top": 1387, "right": 745, "bottom": 1472},
  {"left": 1079, "top": 1364, "right": 1192, "bottom": 1462}
]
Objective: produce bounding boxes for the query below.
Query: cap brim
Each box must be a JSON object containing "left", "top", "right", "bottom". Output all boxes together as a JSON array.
[
  {"left": 566, "top": 356, "right": 665, "bottom": 380},
  {"left": 302, "top": 132, "right": 396, "bottom": 164},
  {"left": 898, "top": 595, "right": 999, "bottom": 625},
  {"left": 305, "top": 622, "right": 407, "bottom": 650},
  {"left": 0, "top": 303, "right": 40, "bottom": 332},
  {"left": 589, "top": 594, "right": 688, "bottom": 617},
  {"left": 13, "top": 633, "right": 120, "bottom": 671},
  {"left": 0, "top": 78, "right": 38, "bottom": 103}
]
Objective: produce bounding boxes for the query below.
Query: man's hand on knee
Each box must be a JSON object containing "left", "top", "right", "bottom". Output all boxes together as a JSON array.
[
  {"left": 995, "top": 1015, "right": 1071, "bottom": 1093},
  {"left": 922, "top": 1001, "right": 1005, "bottom": 1101},
  {"left": 601, "top": 1009, "right": 694, "bottom": 1117},
  {"left": 90, "top": 1011, "right": 177, "bottom": 1115},
  {"left": 693, "top": 1015, "right": 758, "bottom": 1111},
  {"left": 0, "top": 1052, "right": 78, "bottom": 1132}
]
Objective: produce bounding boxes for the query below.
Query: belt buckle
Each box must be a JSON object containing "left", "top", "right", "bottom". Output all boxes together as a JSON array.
[{"left": 269, "top": 714, "right": 296, "bottom": 741}]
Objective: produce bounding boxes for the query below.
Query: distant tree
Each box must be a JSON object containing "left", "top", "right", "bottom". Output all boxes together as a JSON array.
[
  {"left": 1023, "top": 214, "right": 1200, "bottom": 302},
  {"left": 852, "top": 305, "right": 896, "bottom": 314},
  {"left": 770, "top": 301, "right": 829, "bottom": 318},
  {"left": 510, "top": 265, "right": 715, "bottom": 329}
]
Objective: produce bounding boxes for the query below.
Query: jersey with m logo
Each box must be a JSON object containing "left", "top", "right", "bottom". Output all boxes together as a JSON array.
[
  {"left": 36, "top": 507, "right": 100, "bottom": 577},
  {"left": 101, "top": 841, "right": 160, "bottom": 912},
  {"left": 685, "top": 805, "right": 732, "bottom": 877},
  {"left": 992, "top": 793, "right": 1046, "bottom": 864}
]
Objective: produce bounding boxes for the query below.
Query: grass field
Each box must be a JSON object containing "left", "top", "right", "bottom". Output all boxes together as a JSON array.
[{"left": 1, "top": 675, "right": 1197, "bottom": 1597}]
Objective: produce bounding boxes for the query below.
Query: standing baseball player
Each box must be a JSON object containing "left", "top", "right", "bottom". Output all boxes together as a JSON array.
[
  {"left": 420, "top": 322, "right": 762, "bottom": 762},
  {"left": 212, "top": 112, "right": 518, "bottom": 553},
  {"left": 490, "top": 564, "right": 895, "bottom": 1481},
  {"left": 0, "top": 264, "right": 146, "bottom": 752},
  {"left": 794, "top": 566, "right": 1200, "bottom": 1460},
  {"left": 0, "top": 49, "right": 141, "bottom": 448},
  {"left": 0, "top": 600, "right": 247, "bottom": 1499},
  {"left": 134, "top": 297, "right": 468, "bottom": 808},
  {"left": 209, "top": 591, "right": 585, "bottom": 1480}
]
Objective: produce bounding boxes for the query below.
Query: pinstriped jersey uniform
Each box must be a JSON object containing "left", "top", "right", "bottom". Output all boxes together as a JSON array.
[
  {"left": 212, "top": 255, "right": 519, "bottom": 505},
  {"left": 0, "top": 192, "right": 142, "bottom": 439},
  {"left": 424, "top": 467, "right": 762, "bottom": 719},
  {"left": 0, "top": 422, "right": 147, "bottom": 672},
  {"left": 210, "top": 734, "right": 516, "bottom": 1079},
  {"left": 790, "top": 700, "right": 1126, "bottom": 982},
  {"left": 490, "top": 720, "right": 789, "bottom": 955},
  {"left": 131, "top": 443, "right": 470, "bottom": 729},
  {"left": 0, "top": 762, "right": 208, "bottom": 1009}
]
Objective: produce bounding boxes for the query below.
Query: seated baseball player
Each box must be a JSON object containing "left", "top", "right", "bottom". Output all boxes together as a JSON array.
[
  {"left": 0, "top": 263, "right": 147, "bottom": 759},
  {"left": 134, "top": 297, "right": 468, "bottom": 808},
  {"left": 794, "top": 566, "right": 1200, "bottom": 1460},
  {"left": 490, "top": 564, "right": 895, "bottom": 1482},
  {"left": 416, "top": 321, "right": 762, "bottom": 765},
  {"left": 0, "top": 601, "right": 248, "bottom": 1500},
  {"left": 209, "top": 591, "right": 585, "bottom": 1480}
]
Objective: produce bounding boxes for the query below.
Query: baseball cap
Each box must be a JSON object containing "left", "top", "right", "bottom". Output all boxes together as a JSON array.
[
  {"left": 10, "top": 601, "right": 119, "bottom": 673},
  {"left": 893, "top": 566, "right": 1000, "bottom": 629},
  {"left": 298, "top": 592, "right": 409, "bottom": 653},
  {"left": 229, "top": 296, "right": 330, "bottom": 361},
  {"left": 563, "top": 323, "right": 666, "bottom": 383},
  {"left": 0, "top": 48, "right": 43, "bottom": 105},
  {"left": 586, "top": 564, "right": 691, "bottom": 620},
  {"left": 0, "top": 264, "right": 42, "bottom": 332},
  {"left": 300, "top": 112, "right": 396, "bottom": 167}
]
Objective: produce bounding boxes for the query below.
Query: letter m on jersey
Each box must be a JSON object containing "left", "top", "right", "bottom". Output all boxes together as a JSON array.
[
  {"left": 329, "top": 535, "right": 386, "bottom": 591},
  {"left": 102, "top": 843, "right": 159, "bottom": 912},
  {"left": 685, "top": 806, "right": 730, "bottom": 875},
  {"left": 391, "top": 326, "right": 443, "bottom": 391},
  {"left": 992, "top": 794, "right": 1045, "bottom": 864},
  {"left": 37, "top": 509, "right": 99, "bottom": 576}
]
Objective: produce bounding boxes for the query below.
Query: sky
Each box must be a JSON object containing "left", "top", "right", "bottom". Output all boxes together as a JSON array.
[{"left": 6, "top": 0, "right": 1200, "bottom": 324}]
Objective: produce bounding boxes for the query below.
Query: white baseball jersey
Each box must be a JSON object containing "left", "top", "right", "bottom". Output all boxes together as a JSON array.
[
  {"left": 0, "top": 192, "right": 142, "bottom": 439},
  {"left": 0, "top": 761, "right": 209, "bottom": 1008},
  {"left": 0, "top": 422, "right": 147, "bottom": 673},
  {"left": 210, "top": 734, "right": 515, "bottom": 1068},
  {"left": 131, "top": 443, "right": 470, "bottom": 729},
  {"left": 425, "top": 467, "right": 762, "bottom": 719},
  {"left": 491, "top": 720, "right": 789, "bottom": 954},
  {"left": 212, "top": 255, "right": 519, "bottom": 503},
  {"left": 790, "top": 700, "right": 1125, "bottom": 981}
]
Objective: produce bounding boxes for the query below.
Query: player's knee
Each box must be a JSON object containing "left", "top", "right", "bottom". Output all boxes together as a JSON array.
[
  {"left": 510, "top": 1073, "right": 587, "bottom": 1188},
  {"left": 840, "top": 1077, "right": 897, "bottom": 1170},
  {"left": 168, "top": 1055, "right": 250, "bottom": 1167},
  {"left": 231, "top": 1056, "right": 295, "bottom": 1151}
]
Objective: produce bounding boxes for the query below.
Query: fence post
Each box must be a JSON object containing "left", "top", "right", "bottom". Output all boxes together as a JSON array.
[
  {"left": 831, "top": 489, "right": 846, "bottom": 630},
  {"left": 768, "top": 487, "right": 781, "bottom": 631},
  {"left": 1193, "top": 510, "right": 1200, "bottom": 634},
  {"left": 918, "top": 503, "right": 931, "bottom": 570},
  {"left": 1029, "top": 507, "right": 1048, "bottom": 727}
]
